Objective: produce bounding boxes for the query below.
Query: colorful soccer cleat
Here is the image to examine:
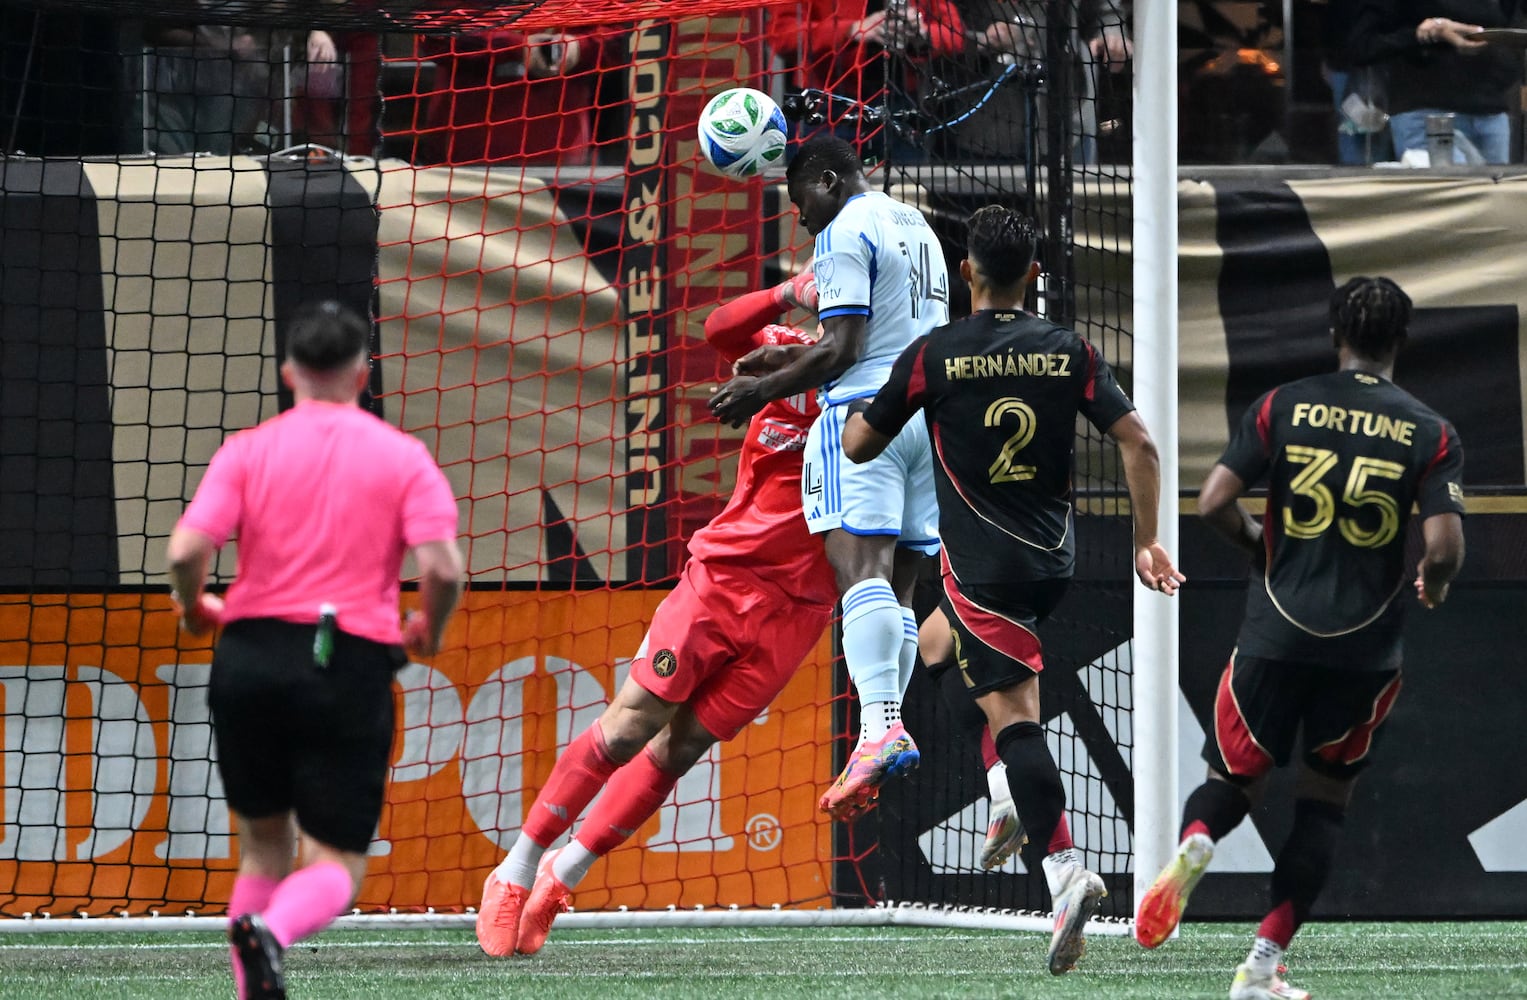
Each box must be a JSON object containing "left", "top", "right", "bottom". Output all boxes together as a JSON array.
[
  {"left": 1046, "top": 866, "right": 1107, "bottom": 975},
  {"left": 515, "top": 847, "right": 573, "bottom": 956},
  {"left": 1135, "top": 832, "right": 1215, "bottom": 949},
  {"left": 1229, "top": 962, "right": 1312, "bottom": 1000},
  {"left": 229, "top": 913, "right": 286, "bottom": 1000},
  {"left": 476, "top": 870, "right": 531, "bottom": 958},
  {"left": 818, "top": 723, "right": 921, "bottom": 821},
  {"left": 980, "top": 797, "right": 1027, "bottom": 870}
]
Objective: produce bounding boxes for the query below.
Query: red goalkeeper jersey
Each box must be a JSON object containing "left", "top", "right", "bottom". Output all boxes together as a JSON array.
[{"left": 686, "top": 290, "right": 837, "bottom": 611}]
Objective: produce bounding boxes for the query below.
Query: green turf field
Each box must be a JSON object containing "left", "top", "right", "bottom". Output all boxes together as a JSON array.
[{"left": 1, "top": 922, "right": 1524, "bottom": 999}]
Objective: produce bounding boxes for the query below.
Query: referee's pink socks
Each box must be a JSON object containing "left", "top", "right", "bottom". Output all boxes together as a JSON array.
[
  {"left": 522, "top": 722, "right": 622, "bottom": 847},
  {"left": 262, "top": 861, "right": 355, "bottom": 948},
  {"left": 228, "top": 873, "right": 279, "bottom": 1000}
]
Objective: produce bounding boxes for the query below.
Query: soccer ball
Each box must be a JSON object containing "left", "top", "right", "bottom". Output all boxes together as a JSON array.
[{"left": 697, "top": 88, "right": 788, "bottom": 179}]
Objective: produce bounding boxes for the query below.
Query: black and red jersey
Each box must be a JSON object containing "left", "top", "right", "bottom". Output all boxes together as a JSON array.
[
  {"left": 862, "top": 310, "right": 1135, "bottom": 585},
  {"left": 1220, "top": 370, "right": 1466, "bottom": 670}
]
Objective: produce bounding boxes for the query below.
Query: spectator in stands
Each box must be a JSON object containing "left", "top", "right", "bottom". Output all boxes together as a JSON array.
[
  {"left": 403, "top": 27, "right": 615, "bottom": 167},
  {"left": 291, "top": 31, "right": 383, "bottom": 155},
  {"left": 143, "top": 20, "right": 339, "bottom": 155},
  {"left": 1324, "top": 0, "right": 1392, "bottom": 164},
  {"left": 1347, "top": 0, "right": 1526, "bottom": 164},
  {"left": 142, "top": 22, "right": 252, "bottom": 154},
  {"left": 929, "top": 0, "right": 1130, "bottom": 163},
  {"left": 766, "top": 0, "right": 965, "bottom": 160}
]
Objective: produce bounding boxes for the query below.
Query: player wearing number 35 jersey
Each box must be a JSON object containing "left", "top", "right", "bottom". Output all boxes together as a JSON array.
[
  {"left": 843, "top": 206, "right": 1184, "bottom": 976},
  {"left": 1137, "top": 277, "right": 1466, "bottom": 1000}
]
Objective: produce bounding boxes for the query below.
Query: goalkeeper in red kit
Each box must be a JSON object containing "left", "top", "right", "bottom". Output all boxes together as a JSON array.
[{"left": 476, "top": 268, "right": 837, "bottom": 957}]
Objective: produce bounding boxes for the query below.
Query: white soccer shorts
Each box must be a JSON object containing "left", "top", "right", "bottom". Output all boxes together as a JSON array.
[{"left": 801, "top": 400, "right": 941, "bottom": 554}]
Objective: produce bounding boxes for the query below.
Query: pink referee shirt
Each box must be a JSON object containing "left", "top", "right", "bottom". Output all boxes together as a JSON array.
[{"left": 177, "top": 400, "right": 460, "bottom": 645}]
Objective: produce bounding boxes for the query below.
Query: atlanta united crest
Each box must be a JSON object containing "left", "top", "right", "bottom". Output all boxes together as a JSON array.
[{"left": 652, "top": 648, "right": 678, "bottom": 678}]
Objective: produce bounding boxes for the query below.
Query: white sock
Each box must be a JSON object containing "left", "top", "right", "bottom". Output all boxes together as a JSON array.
[
  {"left": 1246, "top": 937, "right": 1283, "bottom": 977},
  {"left": 897, "top": 607, "right": 918, "bottom": 701},
  {"left": 859, "top": 700, "right": 902, "bottom": 742},
  {"left": 551, "top": 840, "right": 600, "bottom": 890},
  {"left": 987, "top": 761, "right": 1011, "bottom": 804},
  {"left": 840, "top": 579, "right": 905, "bottom": 741},
  {"left": 1041, "top": 848, "right": 1082, "bottom": 897},
  {"left": 493, "top": 836, "right": 544, "bottom": 890}
]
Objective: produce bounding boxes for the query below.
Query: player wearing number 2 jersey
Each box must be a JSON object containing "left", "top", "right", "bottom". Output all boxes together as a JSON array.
[
  {"left": 710, "top": 135, "right": 949, "bottom": 822},
  {"left": 1136, "top": 277, "right": 1466, "bottom": 1000},
  {"left": 843, "top": 206, "right": 1183, "bottom": 976}
]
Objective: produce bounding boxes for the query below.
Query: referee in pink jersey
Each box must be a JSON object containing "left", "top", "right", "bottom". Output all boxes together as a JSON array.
[{"left": 167, "top": 300, "right": 463, "bottom": 1000}]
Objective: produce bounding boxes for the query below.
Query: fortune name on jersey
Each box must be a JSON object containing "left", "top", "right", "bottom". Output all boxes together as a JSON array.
[
  {"left": 944, "top": 351, "right": 1073, "bottom": 381},
  {"left": 1290, "top": 403, "right": 1417, "bottom": 445}
]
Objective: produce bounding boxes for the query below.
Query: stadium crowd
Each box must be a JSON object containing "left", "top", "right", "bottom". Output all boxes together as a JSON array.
[{"left": 2, "top": 2, "right": 1524, "bottom": 164}]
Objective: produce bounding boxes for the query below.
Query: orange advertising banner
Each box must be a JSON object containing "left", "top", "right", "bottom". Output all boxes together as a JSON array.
[{"left": 0, "top": 592, "right": 834, "bottom": 917}]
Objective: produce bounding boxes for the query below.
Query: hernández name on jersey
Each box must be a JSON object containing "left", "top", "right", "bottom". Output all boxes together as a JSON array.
[
  {"left": 813, "top": 191, "right": 949, "bottom": 405},
  {"left": 861, "top": 310, "right": 1135, "bottom": 584}
]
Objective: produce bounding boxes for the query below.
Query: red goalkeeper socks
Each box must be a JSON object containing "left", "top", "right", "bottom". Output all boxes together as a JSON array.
[
  {"left": 576, "top": 747, "right": 683, "bottom": 857},
  {"left": 522, "top": 722, "right": 622, "bottom": 847}
]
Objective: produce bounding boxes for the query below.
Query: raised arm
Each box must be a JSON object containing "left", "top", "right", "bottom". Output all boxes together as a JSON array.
[
  {"left": 708, "top": 313, "right": 866, "bottom": 427},
  {"left": 1106, "top": 411, "right": 1185, "bottom": 594}
]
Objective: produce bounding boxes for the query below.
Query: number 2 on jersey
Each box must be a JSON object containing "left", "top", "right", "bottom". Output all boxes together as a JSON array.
[
  {"left": 985, "top": 397, "right": 1038, "bottom": 483},
  {"left": 1283, "top": 445, "right": 1405, "bottom": 548}
]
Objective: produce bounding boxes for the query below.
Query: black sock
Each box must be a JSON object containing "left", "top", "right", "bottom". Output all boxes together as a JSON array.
[
  {"left": 1181, "top": 779, "right": 1252, "bottom": 842},
  {"left": 930, "top": 657, "right": 993, "bottom": 762},
  {"left": 1269, "top": 798, "right": 1345, "bottom": 928},
  {"left": 994, "top": 720, "right": 1066, "bottom": 868}
]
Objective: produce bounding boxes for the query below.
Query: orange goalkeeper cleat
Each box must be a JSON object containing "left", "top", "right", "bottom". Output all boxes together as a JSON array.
[
  {"left": 1135, "top": 832, "right": 1214, "bottom": 949},
  {"left": 476, "top": 870, "right": 530, "bottom": 958},
  {"left": 818, "top": 723, "right": 920, "bottom": 821},
  {"left": 516, "top": 848, "right": 573, "bottom": 956}
]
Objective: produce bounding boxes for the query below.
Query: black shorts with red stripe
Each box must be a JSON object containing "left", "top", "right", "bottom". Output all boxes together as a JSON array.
[
  {"left": 939, "top": 575, "right": 1068, "bottom": 695},
  {"left": 1204, "top": 649, "right": 1403, "bottom": 782}
]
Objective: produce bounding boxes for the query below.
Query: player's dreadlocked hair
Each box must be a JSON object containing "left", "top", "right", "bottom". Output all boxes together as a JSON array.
[
  {"left": 966, "top": 206, "right": 1039, "bottom": 288},
  {"left": 786, "top": 135, "right": 865, "bottom": 185},
  {"left": 1330, "top": 276, "right": 1412, "bottom": 359},
  {"left": 287, "top": 299, "right": 370, "bottom": 373}
]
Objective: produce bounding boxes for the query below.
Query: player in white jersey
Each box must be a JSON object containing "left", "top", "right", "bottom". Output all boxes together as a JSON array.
[{"left": 711, "top": 135, "right": 948, "bottom": 819}]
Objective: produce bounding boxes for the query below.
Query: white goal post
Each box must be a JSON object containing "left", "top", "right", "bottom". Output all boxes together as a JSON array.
[{"left": 1130, "top": 0, "right": 1182, "bottom": 920}]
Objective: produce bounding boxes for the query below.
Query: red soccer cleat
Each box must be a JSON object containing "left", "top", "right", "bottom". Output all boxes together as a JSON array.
[
  {"left": 1135, "top": 832, "right": 1214, "bottom": 949},
  {"left": 515, "top": 848, "right": 573, "bottom": 956},
  {"left": 475, "top": 870, "right": 531, "bottom": 958}
]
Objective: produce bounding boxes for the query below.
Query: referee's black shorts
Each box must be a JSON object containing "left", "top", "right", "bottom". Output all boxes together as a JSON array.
[
  {"left": 939, "top": 575, "right": 1069, "bottom": 695},
  {"left": 1202, "top": 649, "right": 1404, "bottom": 783},
  {"left": 209, "top": 617, "right": 404, "bottom": 854}
]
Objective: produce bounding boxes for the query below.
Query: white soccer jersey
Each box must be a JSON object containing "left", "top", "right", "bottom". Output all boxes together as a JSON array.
[{"left": 812, "top": 191, "right": 950, "bottom": 404}]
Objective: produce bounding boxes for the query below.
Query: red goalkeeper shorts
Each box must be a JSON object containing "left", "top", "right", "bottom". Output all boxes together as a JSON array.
[{"left": 630, "top": 559, "right": 832, "bottom": 741}]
